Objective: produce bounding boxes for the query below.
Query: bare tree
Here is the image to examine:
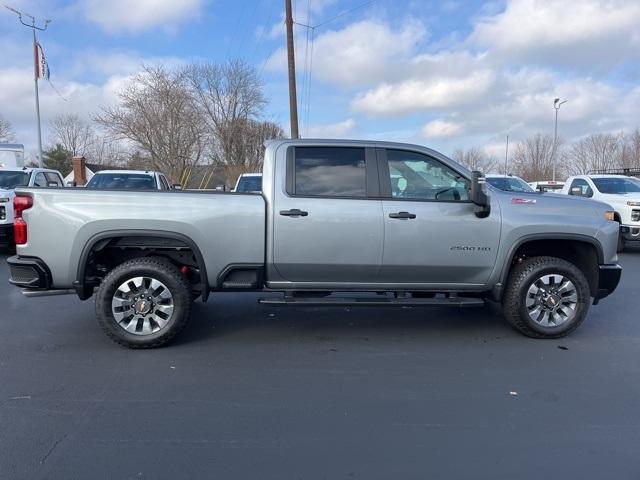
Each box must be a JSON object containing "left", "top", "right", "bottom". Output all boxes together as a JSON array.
[
  {"left": 564, "top": 133, "right": 624, "bottom": 175},
  {"left": 96, "top": 66, "right": 205, "bottom": 182},
  {"left": 510, "top": 134, "right": 557, "bottom": 181},
  {"left": 185, "top": 60, "right": 269, "bottom": 178},
  {"left": 223, "top": 120, "right": 285, "bottom": 185},
  {"left": 0, "top": 113, "right": 15, "bottom": 142},
  {"left": 452, "top": 147, "right": 497, "bottom": 173},
  {"left": 48, "top": 113, "right": 95, "bottom": 157},
  {"left": 620, "top": 128, "right": 640, "bottom": 169}
]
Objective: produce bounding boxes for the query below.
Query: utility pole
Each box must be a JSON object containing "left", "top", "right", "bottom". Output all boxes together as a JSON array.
[
  {"left": 5, "top": 5, "right": 50, "bottom": 167},
  {"left": 552, "top": 98, "right": 567, "bottom": 182},
  {"left": 504, "top": 135, "right": 509, "bottom": 175},
  {"left": 285, "top": 0, "right": 299, "bottom": 139}
]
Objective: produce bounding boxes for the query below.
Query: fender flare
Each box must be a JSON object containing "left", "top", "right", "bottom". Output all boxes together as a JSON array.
[{"left": 74, "top": 229, "right": 209, "bottom": 301}]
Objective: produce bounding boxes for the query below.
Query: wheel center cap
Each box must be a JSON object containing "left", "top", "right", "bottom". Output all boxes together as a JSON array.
[{"left": 134, "top": 299, "right": 152, "bottom": 315}]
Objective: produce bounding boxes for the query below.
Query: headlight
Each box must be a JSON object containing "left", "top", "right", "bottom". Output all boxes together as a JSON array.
[
  {"left": 604, "top": 211, "right": 615, "bottom": 221},
  {"left": 627, "top": 201, "right": 640, "bottom": 206},
  {"left": 0, "top": 197, "right": 9, "bottom": 203}
]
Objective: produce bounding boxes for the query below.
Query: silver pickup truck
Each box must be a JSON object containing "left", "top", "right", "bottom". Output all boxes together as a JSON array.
[{"left": 7, "top": 139, "right": 621, "bottom": 348}]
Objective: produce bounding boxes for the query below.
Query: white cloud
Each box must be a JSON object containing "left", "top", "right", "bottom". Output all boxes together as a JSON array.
[
  {"left": 267, "top": 20, "right": 425, "bottom": 87},
  {"left": 307, "top": 118, "right": 356, "bottom": 138},
  {"left": 422, "top": 119, "right": 463, "bottom": 138},
  {"left": 352, "top": 70, "right": 494, "bottom": 116},
  {"left": 470, "top": 0, "right": 640, "bottom": 67},
  {"left": 79, "top": 0, "right": 204, "bottom": 34}
]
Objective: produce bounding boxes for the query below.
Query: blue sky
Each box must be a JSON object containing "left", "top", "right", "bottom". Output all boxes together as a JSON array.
[{"left": 1, "top": 0, "right": 639, "bottom": 159}]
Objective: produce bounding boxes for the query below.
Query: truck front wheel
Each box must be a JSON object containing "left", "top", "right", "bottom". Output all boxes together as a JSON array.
[
  {"left": 95, "top": 257, "right": 192, "bottom": 348},
  {"left": 502, "top": 256, "right": 591, "bottom": 338}
]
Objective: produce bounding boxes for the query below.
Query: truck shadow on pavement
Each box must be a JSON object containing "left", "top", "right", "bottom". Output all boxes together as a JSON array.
[{"left": 175, "top": 294, "right": 511, "bottom": 347}]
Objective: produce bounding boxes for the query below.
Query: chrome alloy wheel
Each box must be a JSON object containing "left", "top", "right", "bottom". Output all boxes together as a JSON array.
[
  {"left": 525, "top": 274, "right": 578, "bottom": 327},
  {"left": 111, "top": 276, "right": 174, "bottom": 336}
]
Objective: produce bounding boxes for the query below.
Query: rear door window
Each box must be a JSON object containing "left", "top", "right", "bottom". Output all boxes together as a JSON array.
[
  {"left": 291, "top": 147, "right": 367, "bottom": 198},
  {"left": 44, "top": 172, "right": 63, "bottom": 186}
]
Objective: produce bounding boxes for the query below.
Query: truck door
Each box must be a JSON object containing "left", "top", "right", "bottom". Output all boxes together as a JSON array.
[
  {"left": 377, "top": 148, "right": 501, "bottom": 287},
  {"left": 271, "top": 145, "right": 384, "bottom": 285}
]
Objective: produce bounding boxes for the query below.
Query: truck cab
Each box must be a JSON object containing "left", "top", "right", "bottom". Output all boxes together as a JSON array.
[{"left": 561, "top": 174, "right": 640, "bottom": 251}]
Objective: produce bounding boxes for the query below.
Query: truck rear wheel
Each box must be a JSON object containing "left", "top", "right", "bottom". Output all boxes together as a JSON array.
[
  {"left": 502, "top": 256, "right": 590, "bottom": 338},
  {"left": 95, "top": 257, "right": 191, "bottom": 348}
]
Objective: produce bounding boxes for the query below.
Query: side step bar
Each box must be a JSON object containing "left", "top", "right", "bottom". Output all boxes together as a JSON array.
[
  {"left": 259, "top": 295, "right": 485, "bottom": 307},
  {"left": 22, "top": 288, "right": 76, "bottom": 298}
]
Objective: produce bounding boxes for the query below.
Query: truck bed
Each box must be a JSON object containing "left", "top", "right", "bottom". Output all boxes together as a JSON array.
[{"left": 16, "top": 188, "right": 266, "bottom": 288}]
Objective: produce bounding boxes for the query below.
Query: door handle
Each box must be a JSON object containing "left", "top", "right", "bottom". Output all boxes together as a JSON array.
[
  {"left": 389, "top": 211, "right": 416, "bottom": 219},
  {"left": 280, "top": 209, "right": 309, "bottom": 217}
]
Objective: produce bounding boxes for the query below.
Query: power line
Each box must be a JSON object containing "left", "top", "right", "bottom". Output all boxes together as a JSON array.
[{"left": 313, "top": 0, "right": 377, "bottom": 29}]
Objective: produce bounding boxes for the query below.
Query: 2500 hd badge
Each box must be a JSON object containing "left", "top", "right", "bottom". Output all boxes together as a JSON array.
[{"left": 450, "top": 245, "right": 492, "bottom": 252}]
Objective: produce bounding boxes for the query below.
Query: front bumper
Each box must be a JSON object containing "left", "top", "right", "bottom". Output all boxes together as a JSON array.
[
  {"left": 620, "top": 225, "right": 640, "bottom": 241},
  {"left": 593, "top": 264, "right": 622, "bottom": 304},
  {"left": 7, "top": 255, "right": 51, "bottom": 289},
  {"left": 0, "top": 223, "right": 13, "bottom": 246}
]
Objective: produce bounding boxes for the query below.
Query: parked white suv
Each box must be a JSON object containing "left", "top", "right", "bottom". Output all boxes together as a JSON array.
[
  {"left": 85, "top": 170, "right": 174, "bottom": 190},
  {"left": 485, "top": 174, "right": 534, "bottom": 193},
  {"left": 0, "top": 167, "right": 65, "bottom": 247},
  {"left": 561, "top": 175, "right": 640, "bottom": 250}
]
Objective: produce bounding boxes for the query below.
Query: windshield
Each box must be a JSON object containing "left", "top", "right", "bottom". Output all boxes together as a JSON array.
[
  {"left": 592, "top": 177, "right": 640, "bottom": 194},
  {"left": 87, "top": 173, "right": 157, "bottom": 190},
  {"left": 486, "top": 176, "right": 534, "bottom": 193},
  {"left": 236, "top": 176, "right": 262, "bottom": 193},
  {"left": 0, "top": 171, "right": 30, "bottom": 189}
]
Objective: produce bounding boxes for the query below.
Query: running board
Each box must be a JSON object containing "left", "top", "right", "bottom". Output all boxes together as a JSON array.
[
  {"left": 22, "top": 288, "right": 76, "bottom": 298},
  {"left": 259, "top": 296, "right": 485, "bottom": 307}
]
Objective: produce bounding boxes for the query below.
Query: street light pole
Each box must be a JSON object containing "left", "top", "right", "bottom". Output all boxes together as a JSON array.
[
  {"left": 552, "top": 98, "right": 567, "bottom": 182},
  {"left": 4, "top": 5, "right": 50, "bottom": 167}
]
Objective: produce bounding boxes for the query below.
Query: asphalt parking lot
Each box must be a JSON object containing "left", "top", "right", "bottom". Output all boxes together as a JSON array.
[{"left": 1, "top": 250, "right": 639, "bottom": 480}]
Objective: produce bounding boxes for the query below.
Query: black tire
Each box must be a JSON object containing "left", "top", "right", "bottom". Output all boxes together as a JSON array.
[
  {"left": 502, "top": 256, "right": 591, "bottom": 339},
  {"left": 95, "top": 257, "right": 191, "bottom": 348}
]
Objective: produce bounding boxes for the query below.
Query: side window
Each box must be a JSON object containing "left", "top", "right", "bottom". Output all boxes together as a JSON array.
[
  {"left": 44, "top": 172, "right": 62, "bottom": 187},
  {"left": 385, "top": 149, "right": 469, "bottom": 201},
  {"left": 292, "top": 147, "right": 367, "bottom": 197},
  {"left": 569, "top": 179, "right": 593, "bottom": 197},
  {"left": 33, "top": 172, "right": 47, "bottom": 187}
]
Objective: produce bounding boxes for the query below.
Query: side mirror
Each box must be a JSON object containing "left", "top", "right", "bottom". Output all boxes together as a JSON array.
[
  {"left": 173, "top": 184, "right": 182, "bottom": 190},
  {"left": 570, "top": 187, "right": 582, "bottom": 196},
  {"left": 470, "top": 171, "right": 490, "bottom": 218},
  {"left": 214, "top": 185, "right": 226, "bottom": 192}
]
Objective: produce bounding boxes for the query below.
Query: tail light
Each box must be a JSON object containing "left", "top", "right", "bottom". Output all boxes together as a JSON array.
[{"left": 13, "top": 194, "right": 33, "bottom": 245}]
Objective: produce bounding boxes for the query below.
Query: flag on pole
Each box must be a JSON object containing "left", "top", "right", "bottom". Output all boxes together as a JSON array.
[{"left": 34, "top": 42, "right": 50, "bottom": 80}]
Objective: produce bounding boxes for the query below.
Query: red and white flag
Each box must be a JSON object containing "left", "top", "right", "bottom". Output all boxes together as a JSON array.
[{"left": 34, "top": 42, "right": 50, "bottom": 80}]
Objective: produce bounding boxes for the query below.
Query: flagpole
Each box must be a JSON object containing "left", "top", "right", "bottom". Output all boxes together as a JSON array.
[
  {"left": 4, "top": 5, "right": 50, "bottom": 167},
  {"left": 33, "top": 28, "right": 43, "bottom": 167}
]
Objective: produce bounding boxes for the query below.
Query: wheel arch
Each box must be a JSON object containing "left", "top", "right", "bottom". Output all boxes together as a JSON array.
[
  {"left": 75, "top": 229, "right": 209, "bottom": 301},
  {"left": 496, "top": 234, "right": 604, "bottom": 300}
]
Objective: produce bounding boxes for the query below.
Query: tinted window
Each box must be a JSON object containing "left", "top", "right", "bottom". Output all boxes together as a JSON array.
[
  {"left": 294, "top": 147, "right": 366, "bottom": 197},
  {"left": 44, "top": 172, "right": 63, "bottom": 186},
  {"left": 236, "top": 176, "right": 262, "bottom": 193},
  {"left": 386, "top": 149, "right": 468, "bottom": 201},
  {"left": 87, "top": 173, "right": 157, "bottom": 190},
  {"left": 592, "top": 177, "right": 640, "bottom": 194},
  {"left": 0, "top": 171, "right": 29, "bottom": 189},
  {"left": 569, "top": 179, "right": 593, "bottom": 197},
  {"left": 33, "top": 172, "right": 47, "bottom": 187},
  {"left": 486, "top": 177, "right": 534, "bottom": 193}
]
